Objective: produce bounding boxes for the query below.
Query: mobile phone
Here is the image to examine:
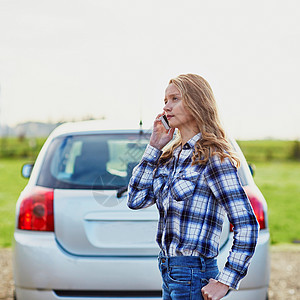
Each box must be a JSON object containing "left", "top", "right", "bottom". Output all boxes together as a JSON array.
[{"left": 160, "top": 115, "right": 170, "bottom": 130}]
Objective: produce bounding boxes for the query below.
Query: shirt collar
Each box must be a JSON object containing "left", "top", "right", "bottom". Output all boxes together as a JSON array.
[{"left": 182, "top": 132, "right": 202, "bottom": 150}]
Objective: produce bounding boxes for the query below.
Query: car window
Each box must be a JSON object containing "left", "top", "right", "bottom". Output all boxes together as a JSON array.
[
  {"left": 37, "top": 133, "right": 149, "bottom": 189},
  {"left": 37, "top": 133, "right": 251, "bottom": 189}
]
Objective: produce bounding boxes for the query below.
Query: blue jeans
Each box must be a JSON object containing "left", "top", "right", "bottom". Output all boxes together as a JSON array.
[{"left": 158, "top": 252, "right": 219, "bottom": 300}]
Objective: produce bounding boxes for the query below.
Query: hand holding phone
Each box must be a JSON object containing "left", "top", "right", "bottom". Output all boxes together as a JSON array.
[
  {"left": 150, "top": 113, "right": 174, "bottom": 150},
  {"left": 159, "top": 115, "right": 170, "bottom": 130}
]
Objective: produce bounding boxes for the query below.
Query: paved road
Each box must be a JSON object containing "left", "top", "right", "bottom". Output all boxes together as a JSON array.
[{"left": 1, "top": 245, "right": 300, "bottom": 300}]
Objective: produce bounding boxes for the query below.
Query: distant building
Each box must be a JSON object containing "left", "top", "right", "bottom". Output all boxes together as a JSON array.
[{"left": 0, "top": 122, "right": 59, "bottom": 137}]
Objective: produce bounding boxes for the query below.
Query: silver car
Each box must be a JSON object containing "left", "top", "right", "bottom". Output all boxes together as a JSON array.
[{"left": 13, "top": 120, "right": 270, "bottom": 300}]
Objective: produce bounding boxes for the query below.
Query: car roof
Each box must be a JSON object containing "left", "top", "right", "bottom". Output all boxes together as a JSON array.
[
  {"left": 50, "top": 120, "right": 238, "bottom": 146},
  {"left": 49, "top": 120, "right": 153, "bottom": 138}
]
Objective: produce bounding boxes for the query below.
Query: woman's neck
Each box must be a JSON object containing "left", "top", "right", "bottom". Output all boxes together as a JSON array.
[{"left": 179, "top": 125, "right": 200, "bottom": 145}]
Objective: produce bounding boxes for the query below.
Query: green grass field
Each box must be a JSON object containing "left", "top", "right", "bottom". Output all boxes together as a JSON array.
[
  {"left": 253, "top": 161, "right": 300, "bottom": 244},
  {"left": 0, "top": 158, "right": 29, "bottom": 247},
  {"left": 0, "top": 139, "right": 299, "bottom": 247},
  {"left": 0, "top": 137, "right": 46, "bottom": 159}
]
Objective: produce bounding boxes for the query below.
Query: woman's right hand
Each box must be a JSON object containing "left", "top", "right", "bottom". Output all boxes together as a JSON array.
[{"left": 149, "top": 113, "right": 175, "bottom": 150}]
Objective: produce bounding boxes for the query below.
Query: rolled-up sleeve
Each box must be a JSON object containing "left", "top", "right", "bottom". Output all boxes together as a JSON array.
[
  {"left": 204, "top": 155, "right": 259, "bottom": 289},
  {"left": 127, "top": 145, "right": 162, "bottom": 210}
]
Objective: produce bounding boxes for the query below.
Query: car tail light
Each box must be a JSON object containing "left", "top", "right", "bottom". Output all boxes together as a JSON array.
[
  {"left": 230, "top": 186, "right": 266, "bottom": 231},
  {"left": 18, "top": 187, "right": 54, "bottom": 231}
]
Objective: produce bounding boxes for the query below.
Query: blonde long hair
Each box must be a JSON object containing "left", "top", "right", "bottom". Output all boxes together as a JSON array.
[{"left": 159, "top": 74, "right": 240, "bottom": 167}]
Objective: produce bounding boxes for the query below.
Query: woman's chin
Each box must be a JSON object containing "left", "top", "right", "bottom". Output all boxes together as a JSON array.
[{"left": 168, "top": 120, "right": 175, "bottom": 128}]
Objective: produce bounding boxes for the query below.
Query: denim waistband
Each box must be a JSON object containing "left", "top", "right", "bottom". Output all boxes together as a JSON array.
[{"left": 158, "top": 251, "right": 217, "bottom": 272}]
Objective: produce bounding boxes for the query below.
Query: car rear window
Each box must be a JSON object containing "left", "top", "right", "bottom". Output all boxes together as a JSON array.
[
  {"left": 37, "top": 132, "right": 250, "bottom": 189},
  {"left": 37, "top": 133, "right": 150, "bottom": 189}
]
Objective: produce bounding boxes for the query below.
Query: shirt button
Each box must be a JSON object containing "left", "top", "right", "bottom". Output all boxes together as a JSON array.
[{"left": 183, "top": 144, "right": 191, "bottom": 149}]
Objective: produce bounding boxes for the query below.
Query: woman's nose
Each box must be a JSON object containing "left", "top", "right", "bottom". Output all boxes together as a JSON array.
[{"left": 163, "top": 102, "right": 171, "bottom": 112}]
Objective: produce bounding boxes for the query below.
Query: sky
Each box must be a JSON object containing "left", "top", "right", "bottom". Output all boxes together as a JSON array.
[{"left": 0, "top": 0, "right": 299, "bottom": 140}]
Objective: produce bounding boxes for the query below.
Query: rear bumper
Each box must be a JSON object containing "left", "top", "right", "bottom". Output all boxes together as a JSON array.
[
  {"left": 13, "top": 229, "right": 270, "bottom": 300},
  {"left": 15, "top": 288, "right": 162, "bottom": 300},
  {"left": 13, "top": 230, "right": 162, "bottom": 292},
  {"left": 15, "top": 286, "right": 268, "bottom": 300}
]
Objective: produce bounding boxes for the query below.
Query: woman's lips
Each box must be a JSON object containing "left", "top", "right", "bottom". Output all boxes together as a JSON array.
[{"left": 166, "top": 115, "right": 174, "bottom": 120}]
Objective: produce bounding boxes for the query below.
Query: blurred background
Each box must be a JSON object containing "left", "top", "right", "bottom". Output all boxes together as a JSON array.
[
  {"left": 0, "top": 0, "right": 299, "bottom": 140},
  {"left": 0, "top": 0, "right": 299, "bottom": 299}
]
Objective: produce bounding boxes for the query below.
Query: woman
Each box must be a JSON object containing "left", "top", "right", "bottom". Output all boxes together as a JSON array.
[{"left": 127, "top": 74, "right": 259, "bottom": 300}]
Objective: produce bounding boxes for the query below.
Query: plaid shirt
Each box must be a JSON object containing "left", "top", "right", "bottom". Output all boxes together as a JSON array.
[{"left": 127, "top": 133, "right": 259, "bottom": 289}]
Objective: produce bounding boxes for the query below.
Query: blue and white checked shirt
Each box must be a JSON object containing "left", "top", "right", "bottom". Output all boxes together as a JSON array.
[{"left": 127, "top": 133, "right": 259, "bottom": 289}]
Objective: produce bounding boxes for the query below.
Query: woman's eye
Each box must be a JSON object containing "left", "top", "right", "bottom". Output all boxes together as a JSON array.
[{"left": 173, "top": 97, "right": 178, "bottom": 101}]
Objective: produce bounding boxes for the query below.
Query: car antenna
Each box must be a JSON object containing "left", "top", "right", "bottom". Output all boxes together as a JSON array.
[{"left": 139, "top": 119, "right": 143, "bottom": 135}]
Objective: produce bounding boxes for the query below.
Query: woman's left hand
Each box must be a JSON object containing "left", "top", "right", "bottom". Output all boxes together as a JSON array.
[{"left": 201, "top": 278, "right": 229, "bottom": 300}]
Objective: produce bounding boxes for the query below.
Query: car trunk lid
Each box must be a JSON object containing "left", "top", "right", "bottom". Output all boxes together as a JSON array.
[
  {"left": 54, "top": 189, "right": 230, "bottom": 256},
  {"left": 54, "top": 189, "right": 160, "bottom": 256}
]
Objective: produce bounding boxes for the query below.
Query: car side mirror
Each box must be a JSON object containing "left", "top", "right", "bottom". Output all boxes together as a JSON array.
[
  {"left": 248, "top": 163, "right": 255, "bottom": 177},
  {"left": 21, "top": 163, "right": 34, "bottom": 178}
]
